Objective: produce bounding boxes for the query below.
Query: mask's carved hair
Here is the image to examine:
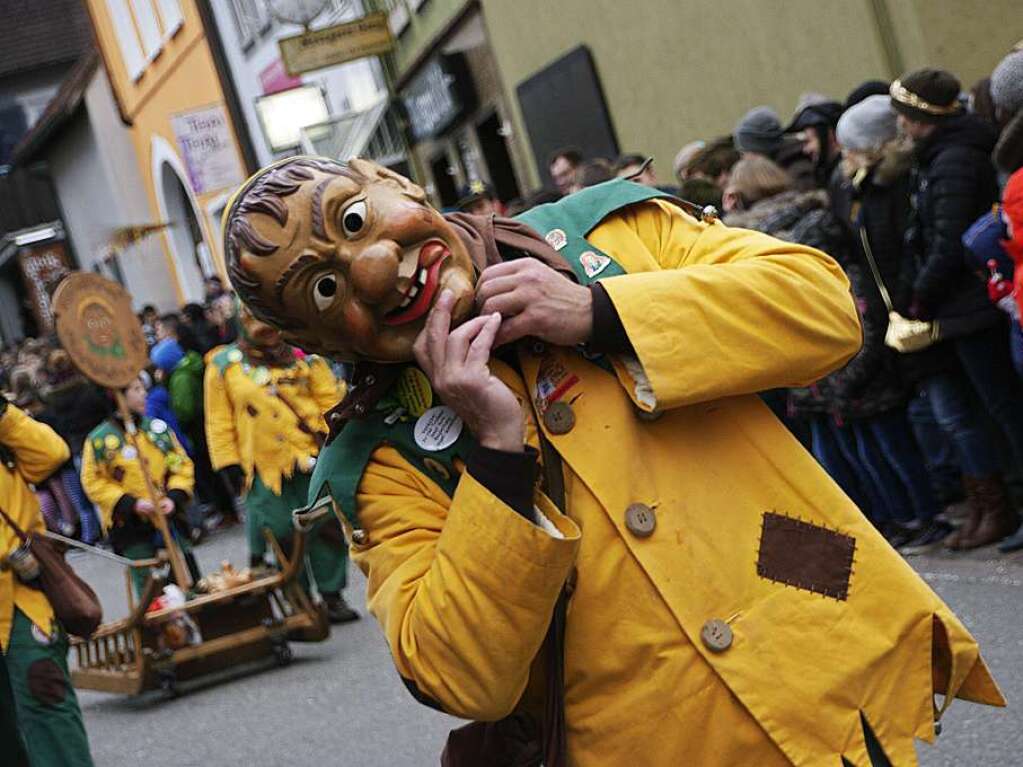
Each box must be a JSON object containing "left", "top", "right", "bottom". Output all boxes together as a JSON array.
[{"left": 224, "top": 157, "right": 365, "bottom": 330}]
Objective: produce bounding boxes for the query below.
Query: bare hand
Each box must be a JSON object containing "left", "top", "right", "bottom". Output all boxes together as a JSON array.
[
  {"left": 475, "top": 260, "right": 593, "bottom": 347},
  {"left": 158, "top": 497, "right": 175, "bottom": 516},
  {"left": 134, "top": 498, "right": 155, "bottom": 515},
  {"left": 413, "top": 290, "right": 524, "bottom": 453}
]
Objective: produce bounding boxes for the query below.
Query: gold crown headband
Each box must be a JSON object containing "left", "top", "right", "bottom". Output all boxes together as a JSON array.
[{"left": 889, "top": 79, "right": 961, "bottom": 116}]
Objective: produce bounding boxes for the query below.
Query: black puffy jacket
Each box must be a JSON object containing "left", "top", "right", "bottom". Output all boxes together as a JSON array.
[{"left": 904, "top": 114, "right": 1000, "bottom": 323}]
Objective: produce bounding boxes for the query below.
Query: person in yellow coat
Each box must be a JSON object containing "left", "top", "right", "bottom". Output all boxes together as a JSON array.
[
  {"left": 80, "top": 376, "right": 200, "bottom": 597},
  {"left": 221, "top": 157, "right": 1005, "bottom": 766},
  {"left": 204, "top": 304, "right": 356, "bottom": 622},
  {"left": 0, "top": 400, "right": 95, "bottom": 766}
]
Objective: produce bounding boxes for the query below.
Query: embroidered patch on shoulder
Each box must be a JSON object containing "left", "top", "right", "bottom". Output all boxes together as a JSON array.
[{"left": 756, "top": 512, "right": 856, "bottom": 600}]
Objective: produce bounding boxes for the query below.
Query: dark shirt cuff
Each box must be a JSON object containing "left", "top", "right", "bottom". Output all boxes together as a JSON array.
[
  {"left": 466, "top": 444, "right": 539, "bottom": 520},
  {"left": 112, "top": 494, "right": 138, "bottom": 528},
  {"left": 167, "top": 489, "right": 190, "bottom": 513},
  {"left": 587, "top": 283, "right": 634, "bottom": 355}
]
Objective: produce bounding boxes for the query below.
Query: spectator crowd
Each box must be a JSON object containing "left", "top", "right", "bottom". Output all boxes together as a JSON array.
[{"left": 4, "top": 46, "right": 1023, "bottom": 564}]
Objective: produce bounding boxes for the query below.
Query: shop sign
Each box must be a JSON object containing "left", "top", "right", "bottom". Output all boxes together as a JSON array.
[
  {"left": 18, "top": 239, "right": 71, "bottom": 332},
  {"left": 279, "top": 12, "right": 394, "bottom": 76},
  {"left": 171, "top": 104, "right": 245, "bottom": 195},
  {"left": 401, "top": 54, "right": 475, "bottom": 141}
]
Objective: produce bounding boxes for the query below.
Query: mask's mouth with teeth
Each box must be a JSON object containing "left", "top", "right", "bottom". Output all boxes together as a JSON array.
[{"left": 383, "top": 241, "right": 450, "bottom": 326}]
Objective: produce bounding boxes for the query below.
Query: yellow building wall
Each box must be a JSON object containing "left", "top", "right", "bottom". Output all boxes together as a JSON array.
[
  {"left": 478, "top": 0, "right": 1021, "bottom": 189},
  {"left": 85, "top": 0, "right": 246, "bottom": 302}
]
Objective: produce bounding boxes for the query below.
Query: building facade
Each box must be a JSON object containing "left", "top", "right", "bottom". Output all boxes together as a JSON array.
[
  {"left": 84, "top": 0, "right": 251, "bottom": 304},
  {"left": 208, "top": 0, "right": 389, "bottom": 169},
  {"left": 387, "top": 0, "right": 1023, "bottom": 195}
]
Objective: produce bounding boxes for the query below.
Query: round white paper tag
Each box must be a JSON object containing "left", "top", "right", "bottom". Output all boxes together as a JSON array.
[{"left": 413, "top": 406, "right": 463, "bottom": 452}]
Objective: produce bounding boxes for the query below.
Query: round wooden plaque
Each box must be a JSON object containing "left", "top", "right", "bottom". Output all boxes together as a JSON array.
[{"left": 52, "top": 273, "right": 148, "bottom": 389}]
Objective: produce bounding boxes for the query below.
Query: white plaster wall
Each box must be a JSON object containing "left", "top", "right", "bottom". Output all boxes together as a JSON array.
[{"left": 45, "top": 67, "right": 180, "bottom": 312}]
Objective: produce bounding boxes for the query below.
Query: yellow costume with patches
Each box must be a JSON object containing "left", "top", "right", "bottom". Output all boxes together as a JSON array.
[
  {"left": 80, "top": 418, "right": 194, "bottom": 533},
  {"left": 0, "top": 405, "right": 69, "bottom": 649},
  {"left": 204, "top": 348, "right": 340, "bottom": 493},
  {"left": 337, "top": 198, "right": 1003, "bottom": 767}
]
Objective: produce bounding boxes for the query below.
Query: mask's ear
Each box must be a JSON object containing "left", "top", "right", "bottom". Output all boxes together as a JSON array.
[{"left": 349, "top": 157, "right": 427, "bottom": 203}]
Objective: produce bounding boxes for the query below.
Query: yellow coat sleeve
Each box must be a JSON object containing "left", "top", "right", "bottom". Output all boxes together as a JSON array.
[
  {"left": 204, "top": 364, "right": 240, "bottom": 470},
  {"left": 353, "top": 448, "right": 580, "bottom": 720},
  {"left": 80, "top": 439, "right": 127, "bottom": 530},
  {"left": 0, "top": 405, "right": 69, "bottom": 484},
  {"left": 308, "top": 357, "right": 344, "bottom": 426},
  {"left": 593, "top": 199, "right": 862, "bottom": 410},
  {"left": 164, "top": 432, "right": 194, "bottom": 498}
]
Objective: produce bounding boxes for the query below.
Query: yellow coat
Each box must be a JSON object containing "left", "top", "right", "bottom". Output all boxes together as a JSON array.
[
  {"left": 80, "top": 417, "right": 194, "bottom": 533},
  {"left": 350, "top": 200, "right": 1004, "bottom": 766},
  {"left": 0, "top": 405, "right": 70, "bottom": 649},
  {"left": 204, "top": 349, "right": 342, "bottom": 494}
]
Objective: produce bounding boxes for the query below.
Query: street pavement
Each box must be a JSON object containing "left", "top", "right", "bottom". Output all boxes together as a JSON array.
[{"left": 70, "top": 525, "right": 1021, "bottom": 766}]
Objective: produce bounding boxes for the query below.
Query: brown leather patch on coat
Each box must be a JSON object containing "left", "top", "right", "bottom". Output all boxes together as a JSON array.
[
  {"left": 756, "top": 512, "right": 855, "bottom": 600},
  {"left": 27, "top": 658, "right": 66, "bottom": 706},
  {"left": 246, "top": 404, "right": 259, "bottom": 417},
  {"left": 111, "top": 466, "right": 125, "bottom": 482}
]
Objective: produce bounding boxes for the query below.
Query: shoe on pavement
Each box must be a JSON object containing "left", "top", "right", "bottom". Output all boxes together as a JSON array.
[
  {"left": 900, "top": 521, "right": 955, "bottom": 556},
  {"left": 997, "top": 525, "right": 1023, "bottom": 554},
  {"left": 322, "top": 592, "right": 360, "bottom": 624},
  {"left": 882, "top": 522, "right": 919, "bottom": 549}
]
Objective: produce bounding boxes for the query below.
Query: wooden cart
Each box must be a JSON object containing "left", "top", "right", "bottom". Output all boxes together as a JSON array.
[{"left": 69, "top": 517, "right": 329, "bottom": 697}]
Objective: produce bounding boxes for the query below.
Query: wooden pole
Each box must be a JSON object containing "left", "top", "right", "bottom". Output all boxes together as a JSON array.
[{"left": 113, "top": 390, "right": 192, "bottom": 590}]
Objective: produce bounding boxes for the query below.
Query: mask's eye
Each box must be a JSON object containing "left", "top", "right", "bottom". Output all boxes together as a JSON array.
[
  {"left": 341, "top": 200, "right": 367, "bottom": 238},
  {"left": 312, "top": 274, "right": 339, "bottom": 312}
]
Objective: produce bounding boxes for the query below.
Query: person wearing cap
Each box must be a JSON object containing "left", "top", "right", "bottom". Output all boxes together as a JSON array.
[
  {"left": 203, "top": 303, "right": 357, "bottom": 623},
  {"left": 831, "top": 95, "right": 950, "bottom": 553},
  {"left": 218, "top": 155, "right": 1004, "bottom": 766},
  {"left": 786, "top": 93, "right": 845, "bottom": 188},
  {"left": 733, "top": 106, "right": 816, "bottom": 190},
  {"left": 891, "top": 67, "right": 1023, "bottom": 550},
  {"left": 456, "top": 180, "right": 501, "bottom": 217},
  {"left": 990, "top": 48, "right": 1023, "bottom": 177},
  {"left": 81, "top": 375, "right": 201, "bottom": 597},
  {"left": 1, "top": 400, "right": 95, "bottom": 766}
]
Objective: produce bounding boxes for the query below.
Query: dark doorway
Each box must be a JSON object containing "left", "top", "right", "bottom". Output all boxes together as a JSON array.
[
  {"left": 476, "top": 112, "right": 520, "bottom": 202},
  {"left": 430, "top": 153, "right": 458, "bottom": 208}
]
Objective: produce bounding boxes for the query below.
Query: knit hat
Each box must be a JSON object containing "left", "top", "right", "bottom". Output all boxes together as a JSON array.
[
  {"left": 785, "top": 93, "right": 844, "bottom": 133},
  {"left": 733, "top": 107, "right": 783, "bottom": 155},
  {"left": 150, "top": 338, "right": 184, "bottom": 373},
  {"left": 991, "top": 51, "right": 1023, "bottom": 118},
  {"left": 844, "top": 80, "right": 890, "bottom": 111},
  {"left": 836, "top": 95, "right": 898, "bottom": 152},
  {"left": 890, "top": 68, "right": 962, "bottom": 123}
]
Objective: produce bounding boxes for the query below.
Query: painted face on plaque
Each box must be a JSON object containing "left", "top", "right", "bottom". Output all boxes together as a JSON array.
[{"left": 223, "top": 157, "right": 476, "bottom": 363}]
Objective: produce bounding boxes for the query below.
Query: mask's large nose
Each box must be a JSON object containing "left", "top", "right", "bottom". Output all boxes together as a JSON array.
[{"left": 350, "top": 240, "right": 401, "bottom": 304}]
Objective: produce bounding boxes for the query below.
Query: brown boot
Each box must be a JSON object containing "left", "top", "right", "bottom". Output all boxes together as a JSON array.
[
  {"left": 944, "top": 476, "right": 982, "bottom": 549},
  {"left": 950, "top": 474, "right": 1019, "bottom": 551}
]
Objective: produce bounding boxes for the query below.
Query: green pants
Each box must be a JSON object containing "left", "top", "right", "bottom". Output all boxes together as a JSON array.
[
  {"left": 245, "top": 472, "right": 348, "bottom": 594},
  {"left": 121, "top": 532, "right": 197, "bottom": 599},
  {"left": 1, "top": 644, "right": 30, "bottom": 766},
  {"left": 5, "top": 609, "right": 94, "bottom": 767}
]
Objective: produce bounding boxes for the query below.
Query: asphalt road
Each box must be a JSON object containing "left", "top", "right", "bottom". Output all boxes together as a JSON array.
[{"left": 70, "top": 525, "right": 1021, "bottom": 767}]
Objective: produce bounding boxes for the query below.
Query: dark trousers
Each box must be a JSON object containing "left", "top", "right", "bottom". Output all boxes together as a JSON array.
[
  {"left": 851, "top": 408, "right": 940, "bottom": 526},
  {"left": 906, "top": 391, "right": 963, "bottom": 503},
  {"left": 810, "top": 416, "right": 883, "bottom": 521},
  {"left": 952, "top": 323, "right": 1023, "bottom": 472}
]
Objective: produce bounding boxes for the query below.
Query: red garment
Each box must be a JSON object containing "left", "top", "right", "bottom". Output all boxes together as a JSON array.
[{"left": 1004, "top": 169, "right": 1023, "bottom": 320}]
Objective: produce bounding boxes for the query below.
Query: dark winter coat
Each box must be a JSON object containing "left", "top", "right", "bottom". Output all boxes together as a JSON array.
[
  {"left": 904, "top": 113, "right": 1000, "bottom": 328},
  {"left": 37, "top": 378, "right": 110, "bottom": 458},
  {"left": 833, "top": 145, "right": 955, "bottom": 386}
]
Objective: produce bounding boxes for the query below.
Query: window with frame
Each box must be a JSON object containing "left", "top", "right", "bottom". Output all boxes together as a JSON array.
[
  {"left": 105, "top": 0, "right": 185, "bottom": 79},
  {"left": 230, "top": 0, "right": 273, "bottom": 49}
]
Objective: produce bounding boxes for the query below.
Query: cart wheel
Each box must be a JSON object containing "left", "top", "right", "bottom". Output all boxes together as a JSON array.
[{"left": 272, "top": 642, "right": 293, "bottom": 667}]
